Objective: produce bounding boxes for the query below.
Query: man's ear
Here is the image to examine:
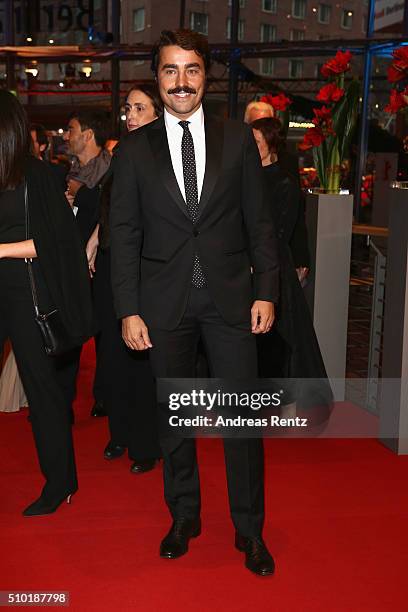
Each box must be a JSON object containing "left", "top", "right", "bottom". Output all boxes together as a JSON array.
[{"left": 86, "top": 128, "right": 95, "bottom": 144}]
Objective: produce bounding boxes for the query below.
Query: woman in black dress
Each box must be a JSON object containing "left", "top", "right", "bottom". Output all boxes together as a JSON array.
[
  {"left": 251, "top": 118, "right": 331, "bottom": 412},
  {"left": 85, "top": 85, "right": 162, "bottom": 473},
  {"left": 0, "top": 91, "right": 93, "bottom": 516}
]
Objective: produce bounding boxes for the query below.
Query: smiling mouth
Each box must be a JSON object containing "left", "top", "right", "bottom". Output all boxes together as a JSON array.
[{"left": 172, "top": 92, "right": 193, "bottom": 98}]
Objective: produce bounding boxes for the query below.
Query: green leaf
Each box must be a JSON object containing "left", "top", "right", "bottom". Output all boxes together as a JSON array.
[{"left": 331, "top": 78, "right": 360, "bottom": 162}]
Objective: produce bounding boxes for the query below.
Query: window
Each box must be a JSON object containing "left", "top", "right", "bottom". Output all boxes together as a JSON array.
[
  {"left": 260, "top": 58, "right": 275, "bottom": 76},
  {"left": 290, "top": 28, "right": 305, "bottom": 41},
  {"left": 260, "top": 23, "right": 277, "bottom": 42},
  {"left": 318, "top": 4, "right": 331, "bottom": 24},
  {"left": 289, "top": 59, "right": 303, "bottom": 78},
  {"left": 341, "top": 9, "right": 353, "bottom": 29},
  {"left": 292, "top": 0, "right": 306, "bottom": 19},
  {"left": 190, "top": 12, "right": 208, "bottom": 35},
  {"left": 226, "top": 18, "right": 245, "bottom": 40},
  {"left": 228, "top": 0, "right": 246, "bottom": 7},
  {"left": 262, "top": 0, "right": 277, "bottom": 12},
  {"left": 132, "top": 8, "right": 145, "bottom": 32},
  {"left": 315, "top": 63, "right": 323, "bottom": 77}
]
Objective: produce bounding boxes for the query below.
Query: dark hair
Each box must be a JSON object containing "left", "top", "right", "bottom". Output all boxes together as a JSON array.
[
  {"left": 30, "top": 123, "right": 49, "bottom": 152},
  {"left": 69, "top": 109, "right": 109, "bottom": 148},
  {"left": 151, "top": 28, "right": 211, "bottom": 75},
  {"left": 125, "top": 83, "right": 163, "bottom": 118},
  {"left": 0, "top": 90, "right": 31, "bottom": 191},
  {"left": 250, "top": 117, "right": 286, "bottom": 158}
]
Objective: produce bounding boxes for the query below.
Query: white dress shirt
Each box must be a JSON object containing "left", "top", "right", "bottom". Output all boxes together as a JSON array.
[{"left": 164, "top": 105, "right": 206, "bottom": 201}]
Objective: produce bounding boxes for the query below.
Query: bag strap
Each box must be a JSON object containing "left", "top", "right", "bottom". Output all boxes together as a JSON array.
[{"left": 24, "top": 181, "right": 40, "bottom": 316}]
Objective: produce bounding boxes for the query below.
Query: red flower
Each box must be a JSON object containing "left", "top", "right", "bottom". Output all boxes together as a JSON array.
[
  {"left": 316, "top": 82, "right": 344, "bottom": 103},
  {"left": 387, "top": 47, "right": 408, "bottom": 82},
  {"left": 321, "top": 50, "right": 352, "bottom": 78},
  {"left": 298, "top": 127, "right": 326, "bottom": 151},
  {"left": 387, "top": 62, "right": 407, "bottom": 83},
  {"left": 312, "top": 106, "right": 332, "bottom": 124},
  {"left": 392, "top": 46, "right": 408, "bottom": 69},
  {"left": 260, "top": 92, "right": 292, "bottom": 111},
  {"left": 385, "top": 88, "right": 408, "bottom": 113}
]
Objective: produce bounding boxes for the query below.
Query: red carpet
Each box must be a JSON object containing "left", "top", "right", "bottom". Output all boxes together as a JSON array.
[{"left": 1, "top": 341, "right": 408, "bottom": 611}]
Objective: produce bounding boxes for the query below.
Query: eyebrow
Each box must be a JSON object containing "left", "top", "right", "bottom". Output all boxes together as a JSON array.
[{"left": 161, "top": 63, "right": 201, "bottom": 70}]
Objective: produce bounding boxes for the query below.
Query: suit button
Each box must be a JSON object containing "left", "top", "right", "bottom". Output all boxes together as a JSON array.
[{"left": 193, "top": 229, "right": 199, "bottom": 237}]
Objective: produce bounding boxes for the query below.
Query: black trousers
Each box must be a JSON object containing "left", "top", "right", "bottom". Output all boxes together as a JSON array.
[
  {"left": 0, "top": 259, "right": 77, "bottom": 501},
  {"left": 93, "top": 249, "right": 160, "bottom": 460},
  {"left": 149, "top": 286, "right": 265, "bottom": 538}
]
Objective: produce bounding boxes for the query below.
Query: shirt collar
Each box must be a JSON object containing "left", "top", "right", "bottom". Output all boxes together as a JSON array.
[{"left": 164, "top": 105, "right": 204, "bottom": 132}]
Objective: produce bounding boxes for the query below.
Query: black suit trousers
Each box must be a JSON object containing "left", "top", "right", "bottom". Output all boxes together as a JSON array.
[
  {"left": 93, "top": 249, "right": 161, "bottom": 460},
  {"left": 149, "top": 286, "right": 265, "bottom": 538},
  {"left": 0, "top": 259, "right": 77, "bottom": 501}
]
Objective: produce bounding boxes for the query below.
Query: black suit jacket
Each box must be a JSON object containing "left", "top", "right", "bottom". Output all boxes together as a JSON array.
[{"left": 110, "top": 114, "right": 279, "bottom": 330}]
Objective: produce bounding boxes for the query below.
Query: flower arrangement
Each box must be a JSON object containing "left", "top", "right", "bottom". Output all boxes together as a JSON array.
[
  {"left": 298, "top": 50, "right": 360, "bottom": 193},
  {"left": 259, "top": 92, "right": 292, "bottom": 132},
  {"left": 259, "top": 92, "right": 292, "bottom": 112},
  {"left": 385, "top": 46, "right": 408, "bottom": 113}
]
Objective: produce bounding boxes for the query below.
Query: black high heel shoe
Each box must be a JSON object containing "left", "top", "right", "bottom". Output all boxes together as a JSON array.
[{"left": 22, "top": 491, "right": 76, "bottom": 517}]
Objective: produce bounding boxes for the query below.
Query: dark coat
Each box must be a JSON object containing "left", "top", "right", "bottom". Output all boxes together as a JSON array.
[
  {"left": 279, "top": 150, "right": 310, "bottom": 268},
  {"left": 24, "top": 156, "right": 93, "bottom": 346},
  {"left": 110, "top": 115, "right": 280, "bottom": 330},
  {"left": 258, "top": 163, "right": 328, "bottom": 380},
  {"left": 74, "top": 183, "right": 101, "bottom": 245}
]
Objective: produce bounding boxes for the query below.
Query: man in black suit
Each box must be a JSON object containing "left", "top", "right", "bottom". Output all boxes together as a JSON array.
[{"left": 110, "top": 29, "right": 279, "bottom": 576}]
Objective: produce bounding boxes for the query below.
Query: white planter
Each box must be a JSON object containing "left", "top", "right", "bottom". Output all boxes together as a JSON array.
[{"left": 304, "top": 193, "right": 354, "bottom": 400}]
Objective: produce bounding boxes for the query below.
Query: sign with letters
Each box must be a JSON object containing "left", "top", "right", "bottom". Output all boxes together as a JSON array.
[{"left": 0, "top": 1, "right": 94, "bottom": 42}]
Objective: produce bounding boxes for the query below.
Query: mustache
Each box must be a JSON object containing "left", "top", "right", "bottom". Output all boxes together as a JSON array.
[{"left": 167, "top": 86, "right": 197, "bottom": 95}]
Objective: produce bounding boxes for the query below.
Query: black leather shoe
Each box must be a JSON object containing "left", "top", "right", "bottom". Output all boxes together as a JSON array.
[
  {"left": 130, "top": 459, "right": 158, "bottom": 474},
  {"left": 23, "top": 491, "right": 76, "bottom": 517},
  {"left": 91, "top": 400, "right": 107, "bottom": 417},
  {"left": 235, "top": 534, "right": 275, "bottom": 576},
  {"left": 103, "top": 443, "right": 126, "bottom": 460},
  {"left": 160, "top": 517, "right": 201, "bottom": 559}
]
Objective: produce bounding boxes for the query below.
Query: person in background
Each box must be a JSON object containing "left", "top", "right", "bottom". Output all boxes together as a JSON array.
[
  {"left": 60, "top": 110, "right": 111, "bottom": 418},
  {"left": 244, "top": 100, "right": 274, "bottom": 123},
  {"left": 0, "top": 90, "right": 92, "bottom": 516},
  {"left": 244, "top": 100, "right": 310, "bottom": 284},
  {"left": 251, "top": 117, "right": 328, "bottom": 388},
  {"left": 86, "top": 84, "right": 162, "bottom": 473},
  {"left": 0, "top": 341, "right": 28, "bottom": 413},
  {"left": 30, "top": 123, "right": 67, "bottom": 189}
]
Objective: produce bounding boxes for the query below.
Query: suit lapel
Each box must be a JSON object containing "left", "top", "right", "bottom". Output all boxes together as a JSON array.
[
  {"left": 146, "top": 116, "right": 190, "bottom": 220},
  {"left": 198, "top": 116, "right": 224, "bottom": 220}
]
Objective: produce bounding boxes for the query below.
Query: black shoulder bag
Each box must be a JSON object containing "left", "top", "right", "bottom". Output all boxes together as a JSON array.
[{"left": 24, "top": 181, "right": 77, "bottom": 356}]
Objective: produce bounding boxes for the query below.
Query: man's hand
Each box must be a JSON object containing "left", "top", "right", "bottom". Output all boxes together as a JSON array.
[
  {"left": 122, "top": 315, "right": 153, "bottom": 351},
  {"left": 86, "top": 225, "right": 99, "bottom": 278},
  {"left": 251, "top": 300, "right": 275, "bottom": 334}
]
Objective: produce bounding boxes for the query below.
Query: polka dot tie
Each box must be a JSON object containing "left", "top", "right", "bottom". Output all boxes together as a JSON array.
[{"left": 179, "top": 120, "right": 206, "bottom": 289}]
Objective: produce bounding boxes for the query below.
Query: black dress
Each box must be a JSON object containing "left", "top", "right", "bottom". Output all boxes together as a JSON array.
[
  {"left": 92, "top": 169, "right": 161, "bottom": 462},
  {"left": 257, "top": 163, "right": 332, "bottom": 409},
  {"left": 0, "top": 158, "right": 91, "bottom": 508}
]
